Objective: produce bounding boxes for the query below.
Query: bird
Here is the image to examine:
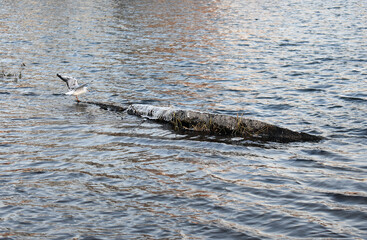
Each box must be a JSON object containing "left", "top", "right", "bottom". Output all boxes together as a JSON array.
[{"left": 57, "top": 74, "right": 88, "bottom": 102}]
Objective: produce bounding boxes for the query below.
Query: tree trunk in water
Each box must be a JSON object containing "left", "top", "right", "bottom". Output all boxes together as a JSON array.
[{"left": 84, "top": 101, "right": 323, "bottom": 143}]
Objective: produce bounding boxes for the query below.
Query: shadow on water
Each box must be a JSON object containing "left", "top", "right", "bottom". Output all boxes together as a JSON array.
[{"left": 67, "top": 102, "right": 89, "bottom": 112}]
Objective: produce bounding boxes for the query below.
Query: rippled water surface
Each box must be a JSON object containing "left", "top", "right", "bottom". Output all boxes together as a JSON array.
[{"left": 1, "top": 0, "right": 367, "bottom": 239}]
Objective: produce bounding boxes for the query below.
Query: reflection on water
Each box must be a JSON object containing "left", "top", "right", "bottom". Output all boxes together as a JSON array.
[{"left": 1, "top": 0, "right": 367, "bottom": 239}]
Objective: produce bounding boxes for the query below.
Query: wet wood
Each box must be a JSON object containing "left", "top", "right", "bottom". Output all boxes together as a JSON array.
[{"left": 84, "top": 101, "right": 323, "bottom": 142}]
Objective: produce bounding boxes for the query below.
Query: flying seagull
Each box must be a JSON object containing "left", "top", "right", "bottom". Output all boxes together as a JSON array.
[{"left": 57, "top": 73, "right": 88, "bottom": 102}]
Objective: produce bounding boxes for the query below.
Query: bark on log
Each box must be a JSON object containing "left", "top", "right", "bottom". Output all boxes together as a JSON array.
[{"left": 84, "top": 101, "right": 323, "bottom": 142}]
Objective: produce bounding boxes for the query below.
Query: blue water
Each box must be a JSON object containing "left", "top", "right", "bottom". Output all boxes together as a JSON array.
[{"left": 1, "top": 0, "right": 366, "bottom": 239}]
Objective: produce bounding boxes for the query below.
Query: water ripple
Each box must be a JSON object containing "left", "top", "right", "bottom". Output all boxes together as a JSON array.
[{"left": 1, "top": 0, "right": 367, "bottom": 239}]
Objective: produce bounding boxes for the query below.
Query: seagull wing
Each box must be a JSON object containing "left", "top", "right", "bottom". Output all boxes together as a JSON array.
[
  {"left": 57, "top": 74, "right": 79, "bottom": 90},
  {"left": 75, "top": 83, "right": 88, "bottom": 90}
]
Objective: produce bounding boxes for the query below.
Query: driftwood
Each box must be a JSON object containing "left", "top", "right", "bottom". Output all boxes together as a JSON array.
[{"left": 84, "top": 101, "right": 323, "bottom": 142}]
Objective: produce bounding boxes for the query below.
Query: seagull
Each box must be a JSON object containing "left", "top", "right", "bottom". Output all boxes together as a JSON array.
[{"left": 57, "top": 74, "right": 88, "bottom": 102}]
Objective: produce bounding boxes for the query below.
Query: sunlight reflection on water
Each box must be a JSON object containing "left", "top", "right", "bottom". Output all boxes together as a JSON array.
[{"left": 0, "top": 0, "right": 367, "bottom": 239}]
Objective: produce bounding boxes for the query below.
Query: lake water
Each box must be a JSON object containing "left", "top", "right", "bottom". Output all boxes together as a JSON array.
[{"left": 1, "top": 0, "right": 366, "bottom": 239}]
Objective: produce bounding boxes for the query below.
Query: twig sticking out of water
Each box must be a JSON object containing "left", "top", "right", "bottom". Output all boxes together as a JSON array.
[{"left": 0, "top": 63, "right": 26, "bottom": 82}]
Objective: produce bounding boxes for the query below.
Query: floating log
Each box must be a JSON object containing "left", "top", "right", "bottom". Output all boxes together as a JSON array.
[
  {"left": 84, "top": 101, "right": 323, "bottom": 142},
  {"left": 85, "top": 101, "right": 128, "bottom": 112}
]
